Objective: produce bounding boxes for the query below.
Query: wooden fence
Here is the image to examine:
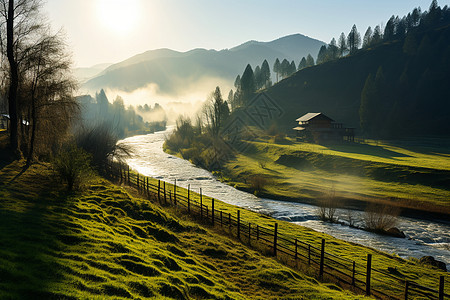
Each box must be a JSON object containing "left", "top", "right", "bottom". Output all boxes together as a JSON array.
[{"left": 106, "top": 163, "right": 448, "bottom": 300}]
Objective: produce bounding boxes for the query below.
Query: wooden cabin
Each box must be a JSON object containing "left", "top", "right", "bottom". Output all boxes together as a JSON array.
[{"left": 293, "top": 112, "right": 354, "bottom": 143}]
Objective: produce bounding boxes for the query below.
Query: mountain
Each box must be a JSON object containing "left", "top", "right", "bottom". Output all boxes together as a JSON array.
[
  {"left": 73, "top": 63, "right": 112, "bottom": 83},
  {"left": 265, "top": 24, "right": 450, "bottom": 138},
  {"left": 82, "top": 34, "right": 325, "bottom": 96}
]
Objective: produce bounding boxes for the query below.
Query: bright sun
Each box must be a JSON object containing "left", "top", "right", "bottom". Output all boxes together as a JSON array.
[{"left": 96, "top": 0, "right": 140, "bottom": 35}]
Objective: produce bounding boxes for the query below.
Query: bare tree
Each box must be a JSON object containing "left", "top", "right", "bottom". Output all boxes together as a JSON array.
[
  {"left": 24, "top": 29, "right": 77, "bottom": 166},
  {"left": 0, "top": 0, "right": 77, "bottom": 162},
  {"left": 364, "top": 204, "right": 400, "bottom": 232},
  {"left": 0, "top": 0, "right": 42, "bottom": 154}
]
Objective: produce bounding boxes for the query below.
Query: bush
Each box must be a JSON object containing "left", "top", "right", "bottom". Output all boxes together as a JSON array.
[
  {"left": 364, "top": 204, "right": 400, "bottom": 232},
  {"left": 52, "top": 144, "right": 93, "bottom": 191},
  {"left": 76, "top": 123, "right": 132, "bottom": 171},
  {"left": 249, "top": 175, "right": 268, "bottom": 195},
  {"left": 316, "top": 188, "right": 338, "bottom": 222}
]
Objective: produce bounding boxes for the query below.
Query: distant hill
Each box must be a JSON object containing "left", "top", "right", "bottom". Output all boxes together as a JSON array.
[
  {"left": 266, "top": 24, "right": 450, "bottom": 138},
  {"left": 83, "top": 34, "right": 325, "bottom": 96},
  {"left": 73, "top": 63, "right": 112, "bottom": 83}
]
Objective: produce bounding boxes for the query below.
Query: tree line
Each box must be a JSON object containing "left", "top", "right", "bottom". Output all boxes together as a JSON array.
[
  {"left": 77, "top": 89, "right": 167, "bottom": 139},
  {"left": 317, "top": 0, "right": 450, "bottom": 65},
  {"left": 359, "top": 1, "right": 450, "bottom": 137}
]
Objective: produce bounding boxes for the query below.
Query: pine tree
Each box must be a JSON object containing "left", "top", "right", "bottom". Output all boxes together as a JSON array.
[
  {"left": 289, "top": 60, "right": 296, "bottom": 75},
  {"left": 273, "top": 58, "right": 280, "bottom": 82},
  {"left": 384, "top": 16, "right": 396, "bottom": 40},
  {"left": 372, "top": 25, "right": 382, "bottom": 44},
  {"left": 317, "top": 45, "right": 328, "bottom": 64},
  {"left": 260, "top": 59, "right": 271, "bottom": 88},
  {"left": 363, "top": 26, "right": 373, "bottom": 48},
  {"left": 234, "top": 75, "right": 241, "bottom": 89},
  {"left": 298, "top": 57, "right": 307, "bottom": 70},
  {"left": 280, "top": 59, "right": 290, "bottom": 78},
  {"left": 306, "top": 54, "right": 315, "bottom": 67},
  {"left": 338, "top": 32, "right": 347, "bottom": 56},
  {"left": 240, "top": 64, "right": 256, "bottom": 105},
  {"left": 347, "top": 24, "right": 361, "bottom": 54},
  {"left": 328, "top": 38, "right": 339, "bottom": 60},
  {"left": 254, "top": 65, "right": 262, "bottom": 89}
]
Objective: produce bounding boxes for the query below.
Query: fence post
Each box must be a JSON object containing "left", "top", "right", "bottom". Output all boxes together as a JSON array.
[
  {"left": 366, "top": 254, "right": 372, "bottom": 296},
  {"left": 211, "top": 199, "right": 215, "bottom": 226},
  {"left": 248, "top": 223, "right": 251, "bottom": 245},
  {"left": 308, "top": 244, "right": 311, "bottom": 265},
  {"left": 352, "top": 261, "right": 356, "bottom": 286},
  {"left": 319, "top": 239, "right": 325, "bottom": 278},
  {"left": 439, "top": 275, "right": 444, "bottom": 300},
  {"left": 294, "top": 239, "right": 298, "bottom": 260},
  {"left": 220, "top": 211, "right": 223, "bottom": 227},
  {"left": 137, "top": 173, "right": 139, "bottom": 190},
  {"left": 127, "top": 166, "right": 130, "bottom": 185},
  {"left": 256, "top": 225, "right": 259, "bottom": 240},
  {"left": 187, "top": 184, "right": 190, "bottom": 214},
  {"left": 158, "top": 180, "right": 161, "bottom": 202},
  {"left": 200, "top": 188, "right": 203, "bottom": 219},
  {"left": 173, "top": 179, "right": 177, "bottom": 206},
  {"left": 228, "top": 213, "right": 231, "bottom": 231},
  {"left": 163, "top": 181, "right": 166, "bottom": 205},
  {"left": 404, "top": 280, "right": 409, "bottom": 300},
  {"left": 237, "top": 210, "right": 240, "bottom": 240},
  {"left": 273, "top": 223, "right": 278, "bottom": 257}
]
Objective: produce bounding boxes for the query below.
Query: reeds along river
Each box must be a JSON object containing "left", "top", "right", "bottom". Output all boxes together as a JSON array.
[{"left": 119, "top": 127, "right": 450, "bottom": 265}]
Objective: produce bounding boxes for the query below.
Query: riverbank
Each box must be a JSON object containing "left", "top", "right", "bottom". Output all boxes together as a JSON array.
[{"left": 213, "top": 137, "right": 450, "bottom": 219}]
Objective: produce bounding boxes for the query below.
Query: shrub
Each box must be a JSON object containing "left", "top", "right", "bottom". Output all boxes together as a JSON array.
[
  {"left": 249, "top": 175, "right": 268, "bottom": 195},
  {"left": 52, "top": 144, "right": 93, "bottom": 191},
  {"left": 76, "top": 123, "right": 132, "bottom": 171},
  {"left": 316, "top": 188, "right": 338, "bottom": 222},
  {"left": 364, "top": 204, "right": 400, "bottom": 232}
]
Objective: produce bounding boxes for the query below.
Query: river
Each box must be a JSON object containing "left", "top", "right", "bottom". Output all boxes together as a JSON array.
[{"left": 119, "top": 128, "right": 450, "bottom": 265}]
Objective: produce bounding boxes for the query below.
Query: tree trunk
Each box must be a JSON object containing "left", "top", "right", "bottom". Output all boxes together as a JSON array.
[{"left": 7, "top": 0, "right": 20, "bottom": 156}]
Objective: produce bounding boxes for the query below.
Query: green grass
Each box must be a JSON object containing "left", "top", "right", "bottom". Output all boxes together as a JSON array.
[
  {"left": 218, "top": 136, "right": 450, "bottom": 214},
  {"left": 155, "top": 175, "right": 449, "bottom": 299},
  {"left": 0, "top": 160, "right": 365, "bottom": 299}
]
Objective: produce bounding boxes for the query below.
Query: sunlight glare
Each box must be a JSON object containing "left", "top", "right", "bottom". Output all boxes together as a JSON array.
[{"left": 96, "top": 0, "right": 140, "bottom": 35}]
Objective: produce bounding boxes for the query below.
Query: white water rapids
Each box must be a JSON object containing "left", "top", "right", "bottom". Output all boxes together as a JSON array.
[{"left": 119, "top": 128, "right": 450, "bottom": 265}]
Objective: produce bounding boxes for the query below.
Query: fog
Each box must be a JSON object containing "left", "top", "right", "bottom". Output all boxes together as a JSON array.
[{"left": 98, "top": 76, "right": 233, "bottom": 124}]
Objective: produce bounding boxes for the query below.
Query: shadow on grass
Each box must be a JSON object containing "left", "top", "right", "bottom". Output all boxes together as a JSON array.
[
  {"left": 0, "top": 162, "right": 75, "bottom": 299},
  {"left": 325, "top": 143, "right": 411, "bottom": 159}
]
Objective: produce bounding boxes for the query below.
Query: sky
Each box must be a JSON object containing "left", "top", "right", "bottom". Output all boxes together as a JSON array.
[{"left": 44, "top": 0, "right": 447, "bottom": 68}]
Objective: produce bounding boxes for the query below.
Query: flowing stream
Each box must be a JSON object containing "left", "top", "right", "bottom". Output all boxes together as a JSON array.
[{"left": 120, "top": 128, "right": 450, "bottom": 265}]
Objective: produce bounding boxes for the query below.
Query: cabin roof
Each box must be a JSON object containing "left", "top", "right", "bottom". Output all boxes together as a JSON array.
[{"left": 296, "top": 112, "right": 334, "bottom": 122}]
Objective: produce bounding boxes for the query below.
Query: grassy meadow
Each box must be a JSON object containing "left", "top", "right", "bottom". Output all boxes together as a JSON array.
[
  {"left": 154, "top": 178, "right": 449, "bottom": 299},
  {"left": 0, "top": 160, "right": 366, "bottom": 299},
  {"left": 218, "top": 135, "right": 450, "bottom": 215}
]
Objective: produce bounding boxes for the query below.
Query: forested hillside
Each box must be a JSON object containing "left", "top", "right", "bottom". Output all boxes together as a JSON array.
[{"left": 266, "top": 3, "right": 450, "bottom": 138}]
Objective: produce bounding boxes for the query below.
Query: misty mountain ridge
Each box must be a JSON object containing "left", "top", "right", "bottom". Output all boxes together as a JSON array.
[{"left": 82, "top": 33, "right": 325, "bottom": 97}]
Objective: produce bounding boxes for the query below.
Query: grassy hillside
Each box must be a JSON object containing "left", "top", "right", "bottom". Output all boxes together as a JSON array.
[
  {"left": 0, "top": 160, "right": 364, "bottom": 299},
  {"left": 217, "top": 136, "right": 450, "bottom": 215},
  {"left": 266, "top": 23, "right": 450, "bottom": 137}
]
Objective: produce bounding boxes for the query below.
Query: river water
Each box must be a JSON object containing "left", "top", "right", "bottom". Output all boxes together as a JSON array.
[{"left": 120, "top": 128, "right": 450, "bottom": 265}]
